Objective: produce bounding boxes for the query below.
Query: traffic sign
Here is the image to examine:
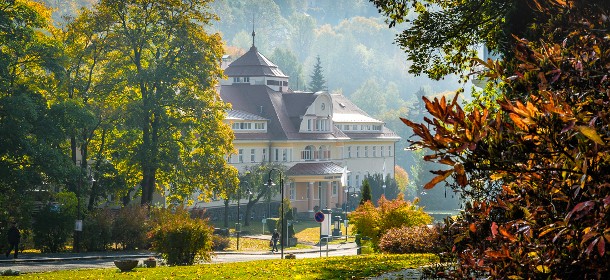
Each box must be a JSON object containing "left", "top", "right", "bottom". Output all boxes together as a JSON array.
[{"left": 314, "top": 211, "right": 325, "bottom": 223}]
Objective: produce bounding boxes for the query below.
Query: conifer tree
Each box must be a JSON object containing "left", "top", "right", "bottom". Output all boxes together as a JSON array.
[
  {"left": 359, "top": 179, "right": 372, "bottom": 205},
  {"left": 308, "top": 55, "right": 326, "bottom": 92}
]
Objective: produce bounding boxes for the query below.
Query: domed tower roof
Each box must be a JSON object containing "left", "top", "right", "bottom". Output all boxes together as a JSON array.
[{"left": 224, "top": 46, "right": 288, "bottom": 78}]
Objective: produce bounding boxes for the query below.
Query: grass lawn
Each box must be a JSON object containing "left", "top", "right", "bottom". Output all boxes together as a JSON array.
[{"left": 16, "top": 253, "right": 439, "bottom": 279}]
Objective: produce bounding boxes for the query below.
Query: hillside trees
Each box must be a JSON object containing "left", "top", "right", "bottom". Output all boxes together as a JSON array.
[{"left": 373, "top": 0, "right": 610, "bottom": 277}]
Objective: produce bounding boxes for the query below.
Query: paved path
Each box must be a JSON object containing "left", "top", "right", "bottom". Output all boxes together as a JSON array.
[{"left": 0, "top": 239, "right": 359, "bottom": 274}]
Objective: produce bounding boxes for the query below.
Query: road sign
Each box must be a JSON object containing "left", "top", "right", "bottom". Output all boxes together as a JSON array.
[{"left": 314, "top": 211, "right": 325, "bottom": 223}]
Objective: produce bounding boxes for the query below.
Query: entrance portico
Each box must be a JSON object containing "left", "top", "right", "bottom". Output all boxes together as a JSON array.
[{"left": 287, "top": 162, "right": 346, "bottom": 217}]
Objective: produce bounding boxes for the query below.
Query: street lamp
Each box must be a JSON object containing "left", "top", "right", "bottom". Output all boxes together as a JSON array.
[
  {"left": 236, "top": 180, "right": 251, "bottom": 251},
  {"left": 74, "top": 161, "right": 95, "bottom": 253},
  {"left": 344, "top": 186, "right": 356, "bottom": 241},
  {"left": 266, "top": 168, "right": 284, "bottom": 259}
]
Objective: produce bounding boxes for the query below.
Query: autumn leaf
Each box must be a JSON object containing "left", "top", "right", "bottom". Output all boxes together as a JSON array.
[
  {"left": 424, "top": 169, "right": 453, "bottom": 189},
  {"left": 577, "top": 126, "right": 605, "bottom": 145}
]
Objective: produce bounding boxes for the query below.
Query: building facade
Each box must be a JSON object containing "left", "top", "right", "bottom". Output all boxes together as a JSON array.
[{"left": 218, "top": 44, "right": 400, "bottom": 216}]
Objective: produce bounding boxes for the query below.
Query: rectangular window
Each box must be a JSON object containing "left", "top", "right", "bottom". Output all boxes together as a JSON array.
[
  {"left": 381, "top": 146, "right": 384, "bottom": 157},
  {"left": 356, "top": 146, "right": 360, "bottom": 157},
  {"left": 301, "top": 149, "right": 312, "bottom": 160},
  {"left": 282, "top": 149, "right": 288, "bottom": 162},
  {"left": 347, "top": 146, "right": 351, "bottom": 158},
  {"left": 344, "top": 124, "right": 349, "bottom": 131},
  {"left": 388, "top": 146, "right": 392, "bottom": 156},
  {"left": 250, "top": 149, "right": 255, "bottom": 162},
  {"left": 332, "top": 182, "right": 337, "bottom": 197},
  {"left": 274, "top": 148, "right": 279, "bottom": 162},
  {"left": 373, "top": 146, "right": 377, "bottom": 157},
  {"left": 262, "top": 149, "right": 267, "bottom": 162},
  {"left": 240, "top": 123, "right": 251, "bottom": 129},
  {"left": 307, "top": 119, "right": 312, "bottom": 131},
  {"left": 352, "top": 125, "right": 358, "bottom": 130},
  {"left": 255, "top": 122, "right": 265, "bottom": 129},
  {"left": 232, "top": 123, "right": 240, "bottom": 129},
  {"left": 356, "top": 175, "right": 360, "bottom": 187},
  {"left": 348, "top": 174, "right": 352, "bottom": 187},
  {"left": 290, "top": 183, "right": 296, "bottom": 200},
  {"left": 238, "top": 149, "right": 243, "bottom": 163},
  {"left": 365, "top": 146, "right": 368, "bottom": 157}
]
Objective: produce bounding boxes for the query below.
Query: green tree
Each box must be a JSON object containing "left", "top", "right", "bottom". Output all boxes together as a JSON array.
[
  {"left": 270, "top": 48, "right": 305, "bottom": 91},
  {"left": 242, "top": 162, "right": 285, "bottom": 226},
  {"left": 359, "top": 179, "right": 372, "bottom": 205},
  {"left": 0, "top": 0, "right": 74, "bottom": 225},
  {"left": 308, "top": 55, "right": 326, "bottom": 92},
  {"left": 85, "top": 0, "right": 235, "bottom": 205}
]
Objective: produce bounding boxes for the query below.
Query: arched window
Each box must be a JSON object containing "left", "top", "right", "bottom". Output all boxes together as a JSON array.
[{"left": 301, "top": 145, "right": 315, "bottom": 160}]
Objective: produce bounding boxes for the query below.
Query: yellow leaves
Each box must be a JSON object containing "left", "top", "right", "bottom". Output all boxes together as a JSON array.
[
  {"left": 577, "top": 126, "right": 605, "bottom": 145},
  {"left": 536, "top": 265, "right": 551, "bottom": 273}
]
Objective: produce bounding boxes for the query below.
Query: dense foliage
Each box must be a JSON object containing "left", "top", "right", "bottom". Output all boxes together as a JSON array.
[
  {"left": 148, "top": 207, "right": 213, "bottom": 265},
  {"left": 31, "top": 192, "right": 77, "bottom": 253},
  {"left": 377, "top": 0, "right": 610, "bottom": 278},
  {"left": 111, "top": 206, "right": 149, "bottom": 250},
  {"left": 350, "top": 195, "right": 432, "bottom": 250},
  {"left": 378, "top": 225, "right": 438, "bottom": 254}
]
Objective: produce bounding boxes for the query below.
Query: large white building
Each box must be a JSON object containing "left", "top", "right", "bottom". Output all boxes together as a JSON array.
[{"left": 217, "top": 42, "right": 400, "bottom": 216}]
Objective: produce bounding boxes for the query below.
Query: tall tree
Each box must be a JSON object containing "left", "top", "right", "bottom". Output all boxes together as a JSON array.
[
  {"left": 242, "top": 162, "right": 285, "bottom": 226},
  {"left": 308, "top": 55, "right": 326, "bottom": 92},
  {"left": 270, "top": 48, "right": 305, "bottom": 91},
  {"left": 0, "top": 0, "right": 74, "bottom": 223},
  {"left": 359, "top": 179, "right": 372, "bottom": 205},
  {"left": 87, "top": 0, "right": 236, "bottom": 205}
]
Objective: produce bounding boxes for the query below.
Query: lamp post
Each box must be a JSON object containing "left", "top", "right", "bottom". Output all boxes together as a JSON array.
[
  {"left": 236, "top": 180, "right": 251, "bottom": 251},
  {"left": 266, "top": 168, "right": 284, "bottom": 259},
  {"left": 344, "top": 186, "right": 356, "bottom": 241},
  {"left": 74, "top": 162, "right": 95, "bottom": 253}
]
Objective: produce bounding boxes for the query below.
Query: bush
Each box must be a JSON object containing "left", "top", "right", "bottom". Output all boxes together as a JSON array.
[
  {"left": 212, "top": 235, "right": 230, "bottom": 251},
  {"left": 379, "top": 225, "right": 439, "bottom": 254},
  {"left": 112, "top": 205, "right": 149, "bottom": 250},
  {"left": 349, "top": 194, "right": 432, "bottom": 250},
  {"left": 149, "top": 207, "right": 213, "bottom": 265},
  {"left": 82, "top": 208, "right": 113, "bottom": 251},
  {"left": 266, "top": 218, "right": 278, "bottom": 233},
  {"left": 32, "top": 192, "right": 76, "bottom": 253}
]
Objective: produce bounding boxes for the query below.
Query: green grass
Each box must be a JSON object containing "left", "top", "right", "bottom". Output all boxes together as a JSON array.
[{"left": 16, "top": 253, "right": 439, "bottom": 279}]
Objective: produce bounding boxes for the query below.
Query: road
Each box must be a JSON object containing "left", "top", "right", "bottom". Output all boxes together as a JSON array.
[{"left": 0, "top": 245, "right": 358, "bottom": 274}]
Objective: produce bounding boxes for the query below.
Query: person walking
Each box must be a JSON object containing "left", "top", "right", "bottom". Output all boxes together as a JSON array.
[
  {"left": 5, "top": 221, "right": 20, "bottom": 259},
  {"left": 271, "top": 229, "right": 280, "bottom": 252}
]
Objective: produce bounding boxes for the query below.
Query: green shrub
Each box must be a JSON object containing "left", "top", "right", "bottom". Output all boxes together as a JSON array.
[
  {"left": 266, "top": 218, "right": 278, "bottom": 233},
  {"left": 112, "top": 205, "right": 148, "bottom": 250},
  {"left": 82, "top": 208, "right": 113, "bottom": 251},
  {"left": 149, "top": 207, "right": 213, "bottom": 265},
  {"left": 378, "top": 225, "right": 439, "bottom": 254},
  {"left": 32, "top": 192, "right": 76, "bottom": 253},
  {"left": 349, "top": 194, "right": 432, "bottom": 250},
  {"left": 212, "top": 235, "right": 230, "bottom": 251}
]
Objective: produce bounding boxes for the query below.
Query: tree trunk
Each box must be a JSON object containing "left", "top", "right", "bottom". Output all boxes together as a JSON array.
[
  {"left": 244, "top": 188, "right": 268, "bottom": 226},
  {"left": 223, "top": 199, "right": 230, "bottom": 228}
]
